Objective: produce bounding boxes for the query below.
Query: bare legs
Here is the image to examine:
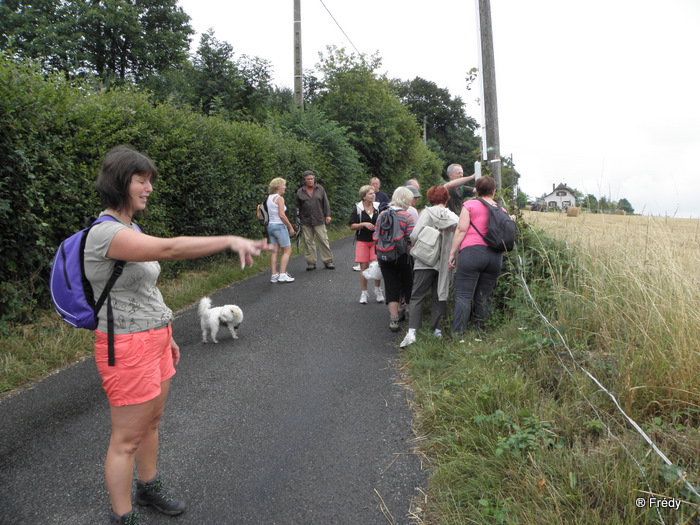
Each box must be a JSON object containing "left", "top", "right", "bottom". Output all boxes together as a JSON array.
[
  {"left": 105, "top": 380, "right": 170, "bottom": 516},
  {"left": 270, "top": 244, "right": 292, "bottom": 276},
  {"left": 358, "top": 261, "right": 381, "bottom": 292}
]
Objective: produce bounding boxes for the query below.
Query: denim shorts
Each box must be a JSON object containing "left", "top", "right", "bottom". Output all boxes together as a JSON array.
[{"left": 267, "top": 222, "right": 291, "bottom": 247}]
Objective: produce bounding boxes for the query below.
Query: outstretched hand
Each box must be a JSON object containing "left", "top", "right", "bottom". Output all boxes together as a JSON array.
[{"left": 231, "top": 237, "right": 272, "bottom": 268}]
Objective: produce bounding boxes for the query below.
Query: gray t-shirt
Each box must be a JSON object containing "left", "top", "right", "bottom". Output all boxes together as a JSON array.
[{"left": 84, "top": 215, "right": 173, "bottom": 334}]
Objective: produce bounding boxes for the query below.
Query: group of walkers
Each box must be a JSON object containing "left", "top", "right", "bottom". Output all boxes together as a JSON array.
[
  {"left": 79, "top": 145, "right": 512, "bottom": 524},
  {"left": 264, "top": 166, "right": 514, "bottom": 347},
  {"left": 342, "top": 166, "right": 514, "bottom": 349}
]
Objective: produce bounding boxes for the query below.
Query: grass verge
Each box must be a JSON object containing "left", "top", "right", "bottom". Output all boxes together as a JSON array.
[
  {"left": 401, "top": 212, "right": 700, "bottom": 523},
  {"left": 401, "top": 322, "right": 700, "bottom": 524}
]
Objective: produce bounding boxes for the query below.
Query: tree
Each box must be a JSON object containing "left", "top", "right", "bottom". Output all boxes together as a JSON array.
[
  {"left": 0, "top": 0, "right": 84, "bottom": 77},
  {"left": 618, "top": 198, "right": 634, "bottom": 214},
  {"left": 0, "top": 0, "right": 193, "bottom": 82},
  {"left": 581, "top": 194, "right": 598, "bottom": 211},
  {"left": 499, "top": 155, "right": 521, "bottom": 199},
  {"left": 311, "top": 47, "right": 440, "bottom": 188},
  {"left": 393, "top": 77, "right": 480, "bottom": 175},
  {"left": 190, "top": 30, "right": 241, "bottom": 115},
  {"left": 271, "top": 107, "right": 365, "bottom": 213}
]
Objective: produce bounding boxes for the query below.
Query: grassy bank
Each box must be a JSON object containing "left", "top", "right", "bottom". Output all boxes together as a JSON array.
[{"left": 403, "top": 212, "right": 700, "bottom": 523}]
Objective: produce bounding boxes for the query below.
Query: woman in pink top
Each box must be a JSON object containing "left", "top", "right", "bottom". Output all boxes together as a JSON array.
[{"left": 447, "top": 175, "right": 507, "bottom": 335}]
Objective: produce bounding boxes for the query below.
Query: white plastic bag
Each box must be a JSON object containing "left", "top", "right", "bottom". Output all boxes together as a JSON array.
[{"left": 362, "top": 260, "right": 382, "bottom": 281}]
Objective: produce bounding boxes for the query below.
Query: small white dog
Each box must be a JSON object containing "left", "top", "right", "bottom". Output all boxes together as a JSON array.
[{"left": 198, "top": 297, "right": 243, "bottom": 344}]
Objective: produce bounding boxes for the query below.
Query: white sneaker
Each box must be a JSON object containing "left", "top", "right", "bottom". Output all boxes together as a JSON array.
[
  {"left": 359, "top": 291, "right": 368, "bottom": 304},
  {"left": 374, "top": 287, "right": 384, "bottom": 303},
  {"left": 434, "top": 329, "right": 442, "bottom": 338},
  {"left": 400, "top": 331, "right": 416, "bottom": 348},
  {"left": 278, "top": 272, "right": 295, "bottom": 283},
  {"left": 353, "top": 263, "right": 361, "bottom": 271},
  {"left": 270, "top": 273, "right": 279, "bottom": 283}
]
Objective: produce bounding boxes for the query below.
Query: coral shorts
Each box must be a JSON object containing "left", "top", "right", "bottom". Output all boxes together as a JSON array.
[
  {"left": 94, "top": 325, "right": 176, "bottom": 407},
  {"left": 354, "top": 240, "right": 377, "bottom": 264}
]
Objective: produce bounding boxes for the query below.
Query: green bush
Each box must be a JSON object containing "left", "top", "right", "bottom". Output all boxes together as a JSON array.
[{"left": 0, "top": 54, "right": 340, "bottom": 324}]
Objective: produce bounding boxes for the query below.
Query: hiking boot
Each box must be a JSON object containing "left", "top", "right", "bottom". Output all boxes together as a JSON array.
[
  {"left": 374, "top": 287, "right": 384, "bottom": 303},
  {"left": 359, "top": 291, "right": 368, "bottom": 304},
  {"left": 389, "top": 315, "right": 400, "bottom": 332},
  {"left": 306, "top": 265, "right": 316, "bottom": 271},
  {"left": 270, "top": 273, "right": 279, "bottom": 283},
  {"left": 397, "top": 306, "right": 406, "bottom": 323},
  {"left": 400, "top": 331, "right": 416, "bottom": 348},
  {"left": 135, "top": 476, "right": 185, "bottom": 516},
  {"left": 278, "top": 272, "right": 295, "bottom": 283},
  {"left": 109, "top": 509, "right": 142, "bottom": 525},
  {"left": 325, "top": 263, "right": 335, "bottom": 269}
]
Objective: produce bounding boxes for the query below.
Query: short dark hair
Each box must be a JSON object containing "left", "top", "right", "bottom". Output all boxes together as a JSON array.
[
  {"left": 427, "top": 185, "right": 450, "bottom": 206},
  {"left": 95, "top": 146, "right": 157, "bottom": 211},
  {"left": 303, "top": 170, "right": 315, "bottom": 178},
  {"left": 475, "top": 175, "right": 496, "bottom": 197}
]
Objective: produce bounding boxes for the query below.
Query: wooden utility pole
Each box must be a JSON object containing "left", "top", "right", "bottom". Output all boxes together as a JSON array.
[
  {"left": 476, "top": 0, "right": 501, "bottom": 189},
  {"left": 294, "top": 0, "right": 304, "bottom": 109}
]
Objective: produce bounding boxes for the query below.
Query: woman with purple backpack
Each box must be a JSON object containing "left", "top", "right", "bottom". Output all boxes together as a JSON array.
[{"left": 87, "top": 146, "right": 269, "bottom": 524}]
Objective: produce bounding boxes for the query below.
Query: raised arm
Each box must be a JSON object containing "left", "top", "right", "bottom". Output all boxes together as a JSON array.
[
  {"left": 443, "top": 175, "right": 475, "bottom": 191},
  {"left": 107, "top": 228, "right": 269, "bottom": 268}
]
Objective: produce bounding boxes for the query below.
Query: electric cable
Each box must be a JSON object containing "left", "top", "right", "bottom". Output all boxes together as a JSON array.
[
  {"left": 512, "top": 229, "right": 700, "bottom": 518},
  {"left": 318, "top": 0, "right": 361, "bottom": 55}
]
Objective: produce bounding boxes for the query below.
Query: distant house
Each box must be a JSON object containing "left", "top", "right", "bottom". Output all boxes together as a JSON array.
[{"left": 543, "top": 183, "right": 576, "bottom": 210}]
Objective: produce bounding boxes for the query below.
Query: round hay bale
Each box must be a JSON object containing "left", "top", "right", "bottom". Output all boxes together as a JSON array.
[
  {"left": 566, "top": 206, "right": 580, "bottom": 217},
  {"left": 525, "top": 205, "right": 532, "bottom": 211},
  {"left": 616, "top": 209, "right": 626, "bottom": 215}
]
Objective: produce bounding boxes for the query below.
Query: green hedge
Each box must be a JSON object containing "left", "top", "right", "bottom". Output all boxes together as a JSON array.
[{"left": 0, "top": 55, "right": 357, "bottom": 324}]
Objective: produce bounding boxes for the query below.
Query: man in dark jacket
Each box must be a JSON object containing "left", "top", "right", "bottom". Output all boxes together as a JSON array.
[
  {"left": 443, "top": 164, "right": 476, "bottom": 216},
  {"left": 295, "top": 171, "right": 335, "bottom": 270}
]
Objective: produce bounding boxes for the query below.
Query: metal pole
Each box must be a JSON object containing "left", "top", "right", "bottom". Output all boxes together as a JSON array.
[
  {"left": 294, "top": 0, "right": 304, "bottom": 109},
  {"left": 477, "top": 0, "right": 501, "bottom": 190}
]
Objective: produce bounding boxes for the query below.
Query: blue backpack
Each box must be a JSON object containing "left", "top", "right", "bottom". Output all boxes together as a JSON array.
[{"left": 50, "top": 215, "right": 140, "bottom": 365}]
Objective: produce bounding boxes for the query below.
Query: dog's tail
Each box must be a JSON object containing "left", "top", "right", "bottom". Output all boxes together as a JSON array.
[{"left": 198, "top": 297, "right": 212, "bottom": 317}]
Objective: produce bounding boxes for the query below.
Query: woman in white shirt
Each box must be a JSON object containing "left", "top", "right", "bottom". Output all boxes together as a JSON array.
[{"left": 267, "top": 178, "right": 297, "bottom": 283}]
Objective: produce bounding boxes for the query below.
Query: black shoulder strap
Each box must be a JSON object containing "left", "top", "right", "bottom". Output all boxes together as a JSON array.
[
  {"left": 88, "top": 215, "right": 131, "bottom": 366},
  {"left": 469, "top": 198, "right": 490, "bottom": 242}
]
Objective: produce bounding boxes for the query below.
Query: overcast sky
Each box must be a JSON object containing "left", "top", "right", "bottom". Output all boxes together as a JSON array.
[{"left": 177, "top": 0, "right": 700, "bottom": 218}]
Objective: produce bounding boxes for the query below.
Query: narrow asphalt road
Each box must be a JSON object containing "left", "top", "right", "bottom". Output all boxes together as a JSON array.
[{"left": 0, "top": 236, "right": 427, "bottom": 525}]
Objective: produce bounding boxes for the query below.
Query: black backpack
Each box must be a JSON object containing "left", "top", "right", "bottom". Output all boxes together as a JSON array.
[
  {"left": 469, "top": 198, "right": 516, "bottom": 253},
  {"left": 374, "top": 208, "right": 408, "bottom": 262}
]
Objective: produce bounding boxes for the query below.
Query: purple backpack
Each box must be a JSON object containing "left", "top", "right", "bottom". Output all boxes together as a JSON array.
[{"left": 50, "top": 215, "right": 140, "bottom": 365}]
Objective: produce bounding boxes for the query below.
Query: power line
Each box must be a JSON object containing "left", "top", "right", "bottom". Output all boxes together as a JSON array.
[{"left": 318, "top": 0, "right": 361, "bottom": 55}]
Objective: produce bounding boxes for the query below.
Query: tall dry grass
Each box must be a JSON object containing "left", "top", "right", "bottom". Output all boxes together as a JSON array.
[{"left": 523, "top": 211, "right": 700, "bottom": 420}]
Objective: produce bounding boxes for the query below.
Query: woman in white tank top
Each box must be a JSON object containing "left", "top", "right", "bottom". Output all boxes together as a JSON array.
[{"left": 267, "top": 178, "right": 298, "bottom": 283}]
